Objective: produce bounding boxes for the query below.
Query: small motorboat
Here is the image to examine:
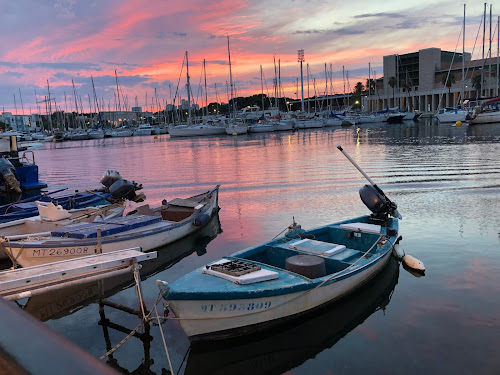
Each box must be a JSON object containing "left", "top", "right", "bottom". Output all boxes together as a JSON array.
[
  {"left": 156, "top": 145, "right": 423, "bottom": 342},
  {"left": 157, "top": 178, "right": 402, "bottom": 340},
  {"left": 1, "top": 185, "right": 219, "bottom": 268}
]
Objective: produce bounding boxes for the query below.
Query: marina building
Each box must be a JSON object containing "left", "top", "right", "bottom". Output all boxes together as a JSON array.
[{"left": 364, "top": 47, "right": 500, "bottom": 112}]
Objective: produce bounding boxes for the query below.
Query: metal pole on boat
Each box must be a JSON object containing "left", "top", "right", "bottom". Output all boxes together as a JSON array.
[{"left": 336, "top": 145, "right": 401, "bottom": 220}]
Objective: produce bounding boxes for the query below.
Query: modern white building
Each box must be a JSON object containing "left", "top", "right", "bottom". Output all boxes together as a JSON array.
[{"left": 365, "top": 47, "right": 499, "bottom": 113}]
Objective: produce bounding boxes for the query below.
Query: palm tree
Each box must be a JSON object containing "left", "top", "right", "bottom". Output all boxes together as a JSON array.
[
  {"left": 471, "top": 74, "right": 482, "bottom": 99},
  {"left": 365, "top": 79, "right": 376, "bottom": 93},
  {"left": 354, "top": 82, "right": 364, "bottom": 94},
  {"left": 441, "top": 73, "right": 456, "bottom": 94},
  {"left": 388, "top": 76, "right": 396, "bottom": 107}
]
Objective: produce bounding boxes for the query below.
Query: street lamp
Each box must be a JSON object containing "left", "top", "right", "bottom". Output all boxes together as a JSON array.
[{"left": 298, "top": 49, "right": 305, "bottom": 112}]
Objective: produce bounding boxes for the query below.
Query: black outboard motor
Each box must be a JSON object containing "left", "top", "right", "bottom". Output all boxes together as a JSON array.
[
  {"left": 359, "top": 184, "right": 401, "bottom": 221},
  {"left": 0, "top": 158, "right": 21, "bottom": 194},
  {"left": 100, "top": 170, "right": 123, "bottom": 188},
  {"left": 109, "top": 179, "right": 139, "bottom": 201}
]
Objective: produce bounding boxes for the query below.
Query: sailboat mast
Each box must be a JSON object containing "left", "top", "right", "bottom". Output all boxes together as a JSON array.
[
  {"left": 488, "top": 4, "right": 492, "bottom": 97},
  {"left": 260, "top": 65, "right": 265, "bottom": 117},
  {"left": 186, "top": 51, "right": 191, "bottom": 125},
  {"left": 462, "top": 4, "right": 465, "bottom": 104},
  {"left": 368, "top": 62, "right": 371, "bottom": 112},
  {"left": 227, "top": 36, "right": 236, "bottom": 124},
  {"left": 342, "top": 66, "right": 346, "bottom": 109},
  {"left": 115, "top": 70, "right": 122, "bottom": 112},
  {"left": 307, "top": 63, "right": 310, "bottom": 113},
  {"left": 203, "top": 59, "right": 208, "bottom": 118},
  {"left": 47, "top": 80, "right": 53, "bottom": 131}
]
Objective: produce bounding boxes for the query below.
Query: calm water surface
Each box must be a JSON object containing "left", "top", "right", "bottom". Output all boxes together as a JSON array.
[{"left": 17, "top": 120, "right": 500, "bottom": 374}]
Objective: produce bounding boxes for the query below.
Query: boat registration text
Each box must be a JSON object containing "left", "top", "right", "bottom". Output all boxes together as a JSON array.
[
  {"left": 27, "top": 247, "right": 97, "bottom": 257},
  {"left": 201, "top": 301, "right": 272, "bottom": 313}
]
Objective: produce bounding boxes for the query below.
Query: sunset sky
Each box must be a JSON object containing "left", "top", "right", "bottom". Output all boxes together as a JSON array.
[{"left": 0, "top": 1, "right": 497, "bottom": 115}]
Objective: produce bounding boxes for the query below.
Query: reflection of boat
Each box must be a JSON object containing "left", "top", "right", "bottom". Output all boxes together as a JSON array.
[
  {"left": 3, "top": 186, "right": 219, "bottom": 267},
  {"left": 159, "top": 182, "right": 400, "bottom": 340},
  {"left": 184, "top": 256, "right": 399, "bottom": 375},
  {"left": 20, "top": 213, "right": 222, "bottom": 322}
]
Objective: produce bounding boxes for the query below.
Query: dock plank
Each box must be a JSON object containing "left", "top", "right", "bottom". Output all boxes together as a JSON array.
[{"left": 0, "top": 248, "right": 156, "bottom": 292}]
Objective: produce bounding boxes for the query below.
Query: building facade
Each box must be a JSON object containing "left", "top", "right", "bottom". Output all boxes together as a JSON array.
[{"left": 365, "top": 47, "right": 499, "bottom": 113}]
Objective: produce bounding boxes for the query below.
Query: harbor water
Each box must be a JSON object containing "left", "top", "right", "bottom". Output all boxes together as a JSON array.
[{"left": 9, "top": 120, "right": 500, "bottom": 374}]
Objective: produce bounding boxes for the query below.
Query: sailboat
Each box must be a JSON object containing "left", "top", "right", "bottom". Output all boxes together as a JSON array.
[
  {"left": 225, "top": 37, "right": 248, "bottom": 135},
  {"left": 169, "top": 51, "right": 226, "bottom": 137}
]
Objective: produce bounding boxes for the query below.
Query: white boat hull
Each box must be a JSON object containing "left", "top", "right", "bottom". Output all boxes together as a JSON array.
[
  {"left": 436, "top": 111, "right": 468, "bottom": 123},
  {"left": 169, "top": 126, "right": 226, "bottom": 137},
  {"left": 469, "top": 111, "right": 500, "bottom": 124},
  {"left": 168, "top": 250, "right": 391, "bottom": 338},
  {"left": 248, "top": 124, "right": 274, "bottom": 133},
  {"left": 295, "top": 119, "right": 324, "bottom": 129}
]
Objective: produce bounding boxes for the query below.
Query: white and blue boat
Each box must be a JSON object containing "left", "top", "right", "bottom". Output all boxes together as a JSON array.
[
  {"left": 156, "top": 145, "right": 419, "bottom": 341},
  {"left": 158, "top": 162, "right": 404, "bottom": 341}
]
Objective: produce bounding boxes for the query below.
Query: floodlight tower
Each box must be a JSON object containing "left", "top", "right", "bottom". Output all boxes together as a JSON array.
[{"left": 298, "top": 49, "right": 305, "bottom": 112}]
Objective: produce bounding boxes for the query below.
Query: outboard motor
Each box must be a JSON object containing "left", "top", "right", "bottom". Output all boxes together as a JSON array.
[
  {"left": 359, "top": 184, "right": 401, "bottom": 221},
  {"left": 109, "top": 179, "right": 138, "bottom": 201},
  {"left": 0, "top": 158, "right": 21, "bottom": 194},
  {"left": 100, "top": 170, "right": 123, "bottom": 188}
]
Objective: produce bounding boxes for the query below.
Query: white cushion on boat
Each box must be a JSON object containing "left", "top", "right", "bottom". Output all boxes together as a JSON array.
[
  {"left": 339, "top": 222, "right": 381, "bottom": 234},
  {"left": 289, "top": 239, "right": 346, "bottom": 256},
  {"left": 202, "top": 259, "right": 279, "bottom": 285}
]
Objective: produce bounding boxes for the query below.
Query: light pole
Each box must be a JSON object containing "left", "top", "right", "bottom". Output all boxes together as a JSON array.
[{"left": 298, "top": 49, "right": 305, "bottom": 112}]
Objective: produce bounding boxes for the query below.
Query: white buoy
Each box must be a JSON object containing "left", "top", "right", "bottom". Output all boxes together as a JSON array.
[
  {"left": 403, "top": 254, "right": 425, "bottom": 273},
  {"left": 393, "top": 243, "right": 425, "bottom": 274},
  {"left": 393, "top": 243, "right": 405, "bottom": 260}
]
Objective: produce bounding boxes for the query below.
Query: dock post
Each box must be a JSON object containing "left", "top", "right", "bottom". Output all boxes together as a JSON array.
[
  {"left": 132, "top": 258, "right": 148, "bottom": 319},
  {"left": 96, "top": 229, "right": 102, "bottom": 254}
]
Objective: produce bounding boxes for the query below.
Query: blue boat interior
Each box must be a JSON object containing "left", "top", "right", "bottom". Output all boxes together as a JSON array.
[
  {"left": 166, "top": 218, "right": 398, "bottom": 301},
  {"left": 50, "top": 214, "right": 163, "bottom": 239},
  {"left": 241, "top": 224, "right": 385, "bottom": 276}
]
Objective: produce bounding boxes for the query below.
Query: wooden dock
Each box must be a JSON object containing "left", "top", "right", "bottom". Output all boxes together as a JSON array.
[{"left": 0, "top": 248, "right": 157, "bottom": 300}]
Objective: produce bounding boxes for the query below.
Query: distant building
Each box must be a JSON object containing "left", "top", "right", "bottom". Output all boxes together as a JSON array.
[
  {"left": 131, "top": 106, "right": 142, "bottom": 112},
  {"left": 0, "top": 112, "right": 39, "bottom": 132},
  {"left": 365, "top": 47, "right": 499, "bottom": 112}
]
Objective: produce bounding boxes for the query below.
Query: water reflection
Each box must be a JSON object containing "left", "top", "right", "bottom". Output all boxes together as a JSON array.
[
  {"left": 20, "top": 214, "right": 222, "bottom": 322},
  {"left": 182, "top": 257, "right": 400, "bottom": 375}
]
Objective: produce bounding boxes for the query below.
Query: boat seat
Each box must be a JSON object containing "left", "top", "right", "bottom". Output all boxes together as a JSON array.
[
  {"left": 168, "top": 198, "right": 202, "bottom": 208},
  {"left": 51, "top": 215, "right": 162, "bottom": 239},
  {"left": 288, "top": 239, "right": 347, "bottom": 256}
]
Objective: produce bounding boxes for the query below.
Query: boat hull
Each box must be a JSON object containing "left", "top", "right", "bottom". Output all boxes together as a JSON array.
[
  {"left": 469, "top": 111, "right": 500, "bottom": 124},
  {"left": 169, "top": 126, "right": 226, "bottom": 137},
  {"left": 170, "top": 249, "right": 392, "bottom": 340}
]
